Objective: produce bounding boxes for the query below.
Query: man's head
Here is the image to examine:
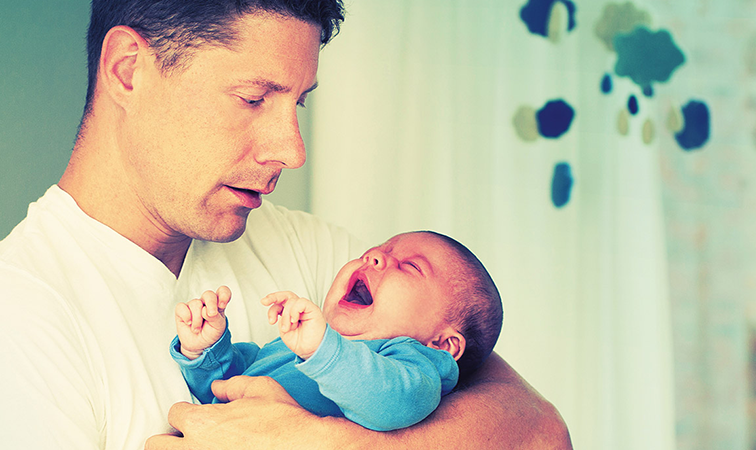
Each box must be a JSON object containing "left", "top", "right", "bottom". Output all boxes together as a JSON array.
[
  {"left": 322, "top": 231, "right": 503, "bottom": 378},
  {"left": 84, "top": 0, "right": 344, "bottom": 119},
  {"left": 69, "top": 1, "right": 344, "bottom": 252}
]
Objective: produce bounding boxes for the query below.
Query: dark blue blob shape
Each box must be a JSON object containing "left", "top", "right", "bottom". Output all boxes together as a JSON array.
[
  {"left": 551, "top": 162, "right": 573, "bottom": 208},
  {"left": 628, "top": 95, "right": 639, "bottom": 115},
  {"left": 642, "top": 85, "right": 654, "bottom": 98},
  {"left": 601, "top": 73, "right": 613, "bottom": 94},
  {"left": 536, "top": 99, "right": 575, "bottom": 138},
  {"left": 520, "top": 0, "right": 577, "bottom": 37},
  {"left": 675, "top": 100, "right": 710, "bottom": 151}
]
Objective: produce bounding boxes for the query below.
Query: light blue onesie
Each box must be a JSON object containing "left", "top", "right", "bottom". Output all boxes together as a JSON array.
[{"left": 171, "top": 323, "right": 458, "bottom": 431}]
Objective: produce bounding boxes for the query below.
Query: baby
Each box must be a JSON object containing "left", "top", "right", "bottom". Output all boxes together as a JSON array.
[{"left": 171, "top": 231, "right": 503, "bottom": 431}]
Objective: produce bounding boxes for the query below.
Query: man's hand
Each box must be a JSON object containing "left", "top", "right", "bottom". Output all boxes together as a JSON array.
[
  {"left": 175, "top": 286, "right": 231, "bottom": 359},
  {"left": 146, "top": 354, "right": 572, "bottom": 450},
  {"left": 144, "top": 376, "right": 351, "bottom": 450},
  {"left": 261, "top": 291, "right": 327, "bottom": 359}
]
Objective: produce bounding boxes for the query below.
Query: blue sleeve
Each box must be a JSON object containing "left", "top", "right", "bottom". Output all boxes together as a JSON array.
[
  {"left": 170, "top": 326, "right": 261, "bottom": 404},
  {"left": 295, "top": 326, "right": 459, "bottom": 431}
]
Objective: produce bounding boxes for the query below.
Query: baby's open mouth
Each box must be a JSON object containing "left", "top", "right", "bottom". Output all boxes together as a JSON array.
[{"left": 343, "top": 279, "right": 373, "bottom": 306}]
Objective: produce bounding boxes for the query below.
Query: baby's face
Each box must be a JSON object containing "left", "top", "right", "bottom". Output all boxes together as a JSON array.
[{"left": 322, "top": 232, "right": 458, "bottom": 345}]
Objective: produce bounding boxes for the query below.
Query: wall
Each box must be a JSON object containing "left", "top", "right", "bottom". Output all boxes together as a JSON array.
[{"left": 0, "top": 1, "right": 311, "bottom": 240}]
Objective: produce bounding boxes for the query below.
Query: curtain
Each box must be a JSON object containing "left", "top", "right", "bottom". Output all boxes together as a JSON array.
[
  {"left": 653, "top": 2, "right": 756, "bottom": 449},
  {"left": 307, "top": 1, "right": 679, "bottom": 449}
]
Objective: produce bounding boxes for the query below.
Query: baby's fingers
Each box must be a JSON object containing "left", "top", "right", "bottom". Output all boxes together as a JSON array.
[
  {"left": 267, "top": 302, "right": 284, "bottom": 325},
  {"left": 260, "top": 291, "right": 298, "bottom": 307},
  {"left": 216, "top": 286, "right": 232, "bottom": 311},
  {"left": 200, "top": 290, "right": 221, "bottom": 318},
  {"left": 185, "top": 298, "right": 205, "bottom": 332},
  {"left": 281, "top": 298, "right": 307, "bottom": 332},
  {"left": 175, "top": 303, "right": 192, "bottom": 327}
]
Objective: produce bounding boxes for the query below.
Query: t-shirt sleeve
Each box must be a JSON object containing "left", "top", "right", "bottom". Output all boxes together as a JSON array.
[
  {"left": 0, "top": 265, "right": 102, "bottom": 449},
  {"left": 295, "top": 327, "right": 459, "bottom": 431}
]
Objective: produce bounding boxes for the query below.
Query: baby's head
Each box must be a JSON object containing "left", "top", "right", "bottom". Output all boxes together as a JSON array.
[{"left": 322, "top": 231, "right": 503, "bottom": 378}]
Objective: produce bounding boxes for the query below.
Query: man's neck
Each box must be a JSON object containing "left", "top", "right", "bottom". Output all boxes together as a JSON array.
[{"left": 60, "top": 137, "right": 192, "bottom": 278}]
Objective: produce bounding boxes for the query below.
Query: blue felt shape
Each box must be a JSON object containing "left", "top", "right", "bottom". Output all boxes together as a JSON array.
[
  {"left": 601, "top": 73, "right": 613, "bottom": 94},
  {"left": 551, "top": 162, "right": 573, "bottom": 208},
  {"left": 628, "top": 95, "right": 639, "bottom": 115},
  {"left": 520, "top": 0, "right": 577, "bottom": 37},
  {"left": 536, "top": 99, "right": 575, "bottom": 138},
  {"left": 675, "top": 100, "right": 710, "bottom": 151},
  {"left": 614, "top": 27, "right": 685, "bottom": 88}
]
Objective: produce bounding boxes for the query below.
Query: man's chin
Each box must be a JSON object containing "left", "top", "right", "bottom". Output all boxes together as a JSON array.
[{"left": 191, "top": 217, "right": 249, "bottom": 243}]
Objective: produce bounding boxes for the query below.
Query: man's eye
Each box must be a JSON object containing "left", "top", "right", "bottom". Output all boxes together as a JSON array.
[{"left": 244, "top": 97, "right": 264, "bottom": 106}]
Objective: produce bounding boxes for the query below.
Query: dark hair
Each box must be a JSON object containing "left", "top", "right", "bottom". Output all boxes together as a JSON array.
[
  {"left": 423, "top": 231, "right": 503, "bottom": 380},
  {"left": 83, "top": 0, "right": 344, "bottom": 117}
]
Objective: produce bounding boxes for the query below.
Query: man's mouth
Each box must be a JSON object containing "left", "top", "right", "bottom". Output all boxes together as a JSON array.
[
  {"left": 226, "top": 186, "right": 263, "bottom": 209},
  {"left": 341, "top": 279, "right": 373, "bottom": 307}
]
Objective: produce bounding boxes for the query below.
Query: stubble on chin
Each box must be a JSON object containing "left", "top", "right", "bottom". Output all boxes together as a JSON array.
[{"left": 185, "top": 209, "right": 252, "bottom": 244}]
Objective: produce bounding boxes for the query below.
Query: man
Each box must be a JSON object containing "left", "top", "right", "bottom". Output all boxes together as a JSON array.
[{"left": 0, "top": 1, "right": 572, "bottom": 449}]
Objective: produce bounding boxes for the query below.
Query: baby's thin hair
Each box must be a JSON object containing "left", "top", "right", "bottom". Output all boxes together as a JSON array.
[{"left": 422, "top": 231, "right": 503, "bottom": 380}]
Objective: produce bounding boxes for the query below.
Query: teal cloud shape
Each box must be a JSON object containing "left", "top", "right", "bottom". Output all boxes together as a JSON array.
[{"left": 613, "top": 27, "right": 685, "bottom": 89}]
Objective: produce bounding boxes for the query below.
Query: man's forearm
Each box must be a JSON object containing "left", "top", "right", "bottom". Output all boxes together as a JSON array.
[
  {"left": 322, "top": 353, "right": 573, "bottom": 450},
  {"left": 146, "top": 355, "right": 572, "bottom": 450}
]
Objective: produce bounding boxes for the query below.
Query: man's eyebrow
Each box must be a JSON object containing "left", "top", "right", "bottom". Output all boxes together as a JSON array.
[{"left": 240, "top": 78, "right": 318, "bottom": 95}]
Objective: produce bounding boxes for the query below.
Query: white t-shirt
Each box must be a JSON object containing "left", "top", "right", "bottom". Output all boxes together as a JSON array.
[{"left": 0, "top": 186, "right": 364, "bottom": 450}]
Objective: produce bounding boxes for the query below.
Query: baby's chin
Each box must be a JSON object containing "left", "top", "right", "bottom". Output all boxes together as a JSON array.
[{"left": 326, "top": 319, "right": 369, "bottom": 341}]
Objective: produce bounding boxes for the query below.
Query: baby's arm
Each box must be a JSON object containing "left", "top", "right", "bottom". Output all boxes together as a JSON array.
[
  {"left": 175, "top": 286, "right": 231, "bottom": 359},
  {"left": 297, "top": 331, "right": 458, "bottom": 431},
  {"left": 260, "top": 291, "right": 327, "bottom": 360},
  {"left": 172, "top": 286, "right": 261, "bottom": 404}
]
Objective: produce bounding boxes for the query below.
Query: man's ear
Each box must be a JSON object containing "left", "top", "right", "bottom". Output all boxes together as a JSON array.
[
  {"left": 99, "top": 25, "right": 150, "bottom": 108},
  {"left": 429, "top": 328, "right": 466, "bottom": 361}
]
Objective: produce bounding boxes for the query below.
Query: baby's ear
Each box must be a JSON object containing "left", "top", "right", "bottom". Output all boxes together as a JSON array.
[{"left": 429, "top": 329, "right": 466, "bottom": 361}]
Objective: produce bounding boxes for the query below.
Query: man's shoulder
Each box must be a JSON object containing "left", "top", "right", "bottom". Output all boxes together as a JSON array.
[{"left": 0, "top": 186, "right": 110, "bottom": 312}]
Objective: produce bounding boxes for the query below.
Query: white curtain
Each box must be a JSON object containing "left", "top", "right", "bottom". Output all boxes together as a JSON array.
[{"left": 308, "top": 1, "right": 675, "bottom": 449}]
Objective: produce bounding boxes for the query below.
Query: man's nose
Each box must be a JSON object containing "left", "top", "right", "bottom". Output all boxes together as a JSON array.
[{"left": 253, "top": 107, "right": 307, "bottom": 169}]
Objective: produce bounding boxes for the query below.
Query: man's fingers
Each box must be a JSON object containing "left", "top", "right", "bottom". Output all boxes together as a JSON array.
[
  {"left": 143, "top": 403, "right": 195, "bottom": 448},
  {"left": 143, "top": 431, "right": 183, "bottom": 450},
  {"left": 212, "top": 376, "right": 286, "bottom": 403},
  {"left": 166, "top": 401, "right": 206, "bottom": 433}
]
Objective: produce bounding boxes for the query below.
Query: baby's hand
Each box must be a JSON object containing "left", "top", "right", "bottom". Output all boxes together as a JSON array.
[
  {"left": 175, "top": 286, "right": 231, "bottom": 360},
  {"left": 261, "top": 291, "right": 327, "bottom": 360}
]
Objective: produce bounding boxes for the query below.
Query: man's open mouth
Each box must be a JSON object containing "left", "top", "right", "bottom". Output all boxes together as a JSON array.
[
  {"left": 342, "top": 279, "right": 373, "bottom": 307},
  {"left": 229, "top": 186, "right": 261, "bottom": 196}
]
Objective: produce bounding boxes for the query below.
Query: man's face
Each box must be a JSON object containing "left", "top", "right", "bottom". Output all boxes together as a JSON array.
[
  {"left": 322, "top": 232, "right": 459, "bottom": 345},
  {"left": 123, "top": 14, "right": 321, "bottom": 242}
]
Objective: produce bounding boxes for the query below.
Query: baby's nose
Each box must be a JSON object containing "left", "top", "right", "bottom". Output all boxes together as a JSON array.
[{"left": 363, "top": 250, "right": 387, "bottom": 270}]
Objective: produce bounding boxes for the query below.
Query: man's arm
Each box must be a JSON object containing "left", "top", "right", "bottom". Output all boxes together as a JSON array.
[
  {"left": 145, "top": 352, "right": 572, "bottom": 449},
  {"left": 0, "top": 271, "right": 102, "bottom": 449},
  {"left": 387, "top": 352, "right": 573, "bottom": 449}
]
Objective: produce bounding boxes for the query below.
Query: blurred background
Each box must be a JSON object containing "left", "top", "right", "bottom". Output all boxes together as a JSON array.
[{"left": 2, "top": 1, "right": 754, "bottom": 449}]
